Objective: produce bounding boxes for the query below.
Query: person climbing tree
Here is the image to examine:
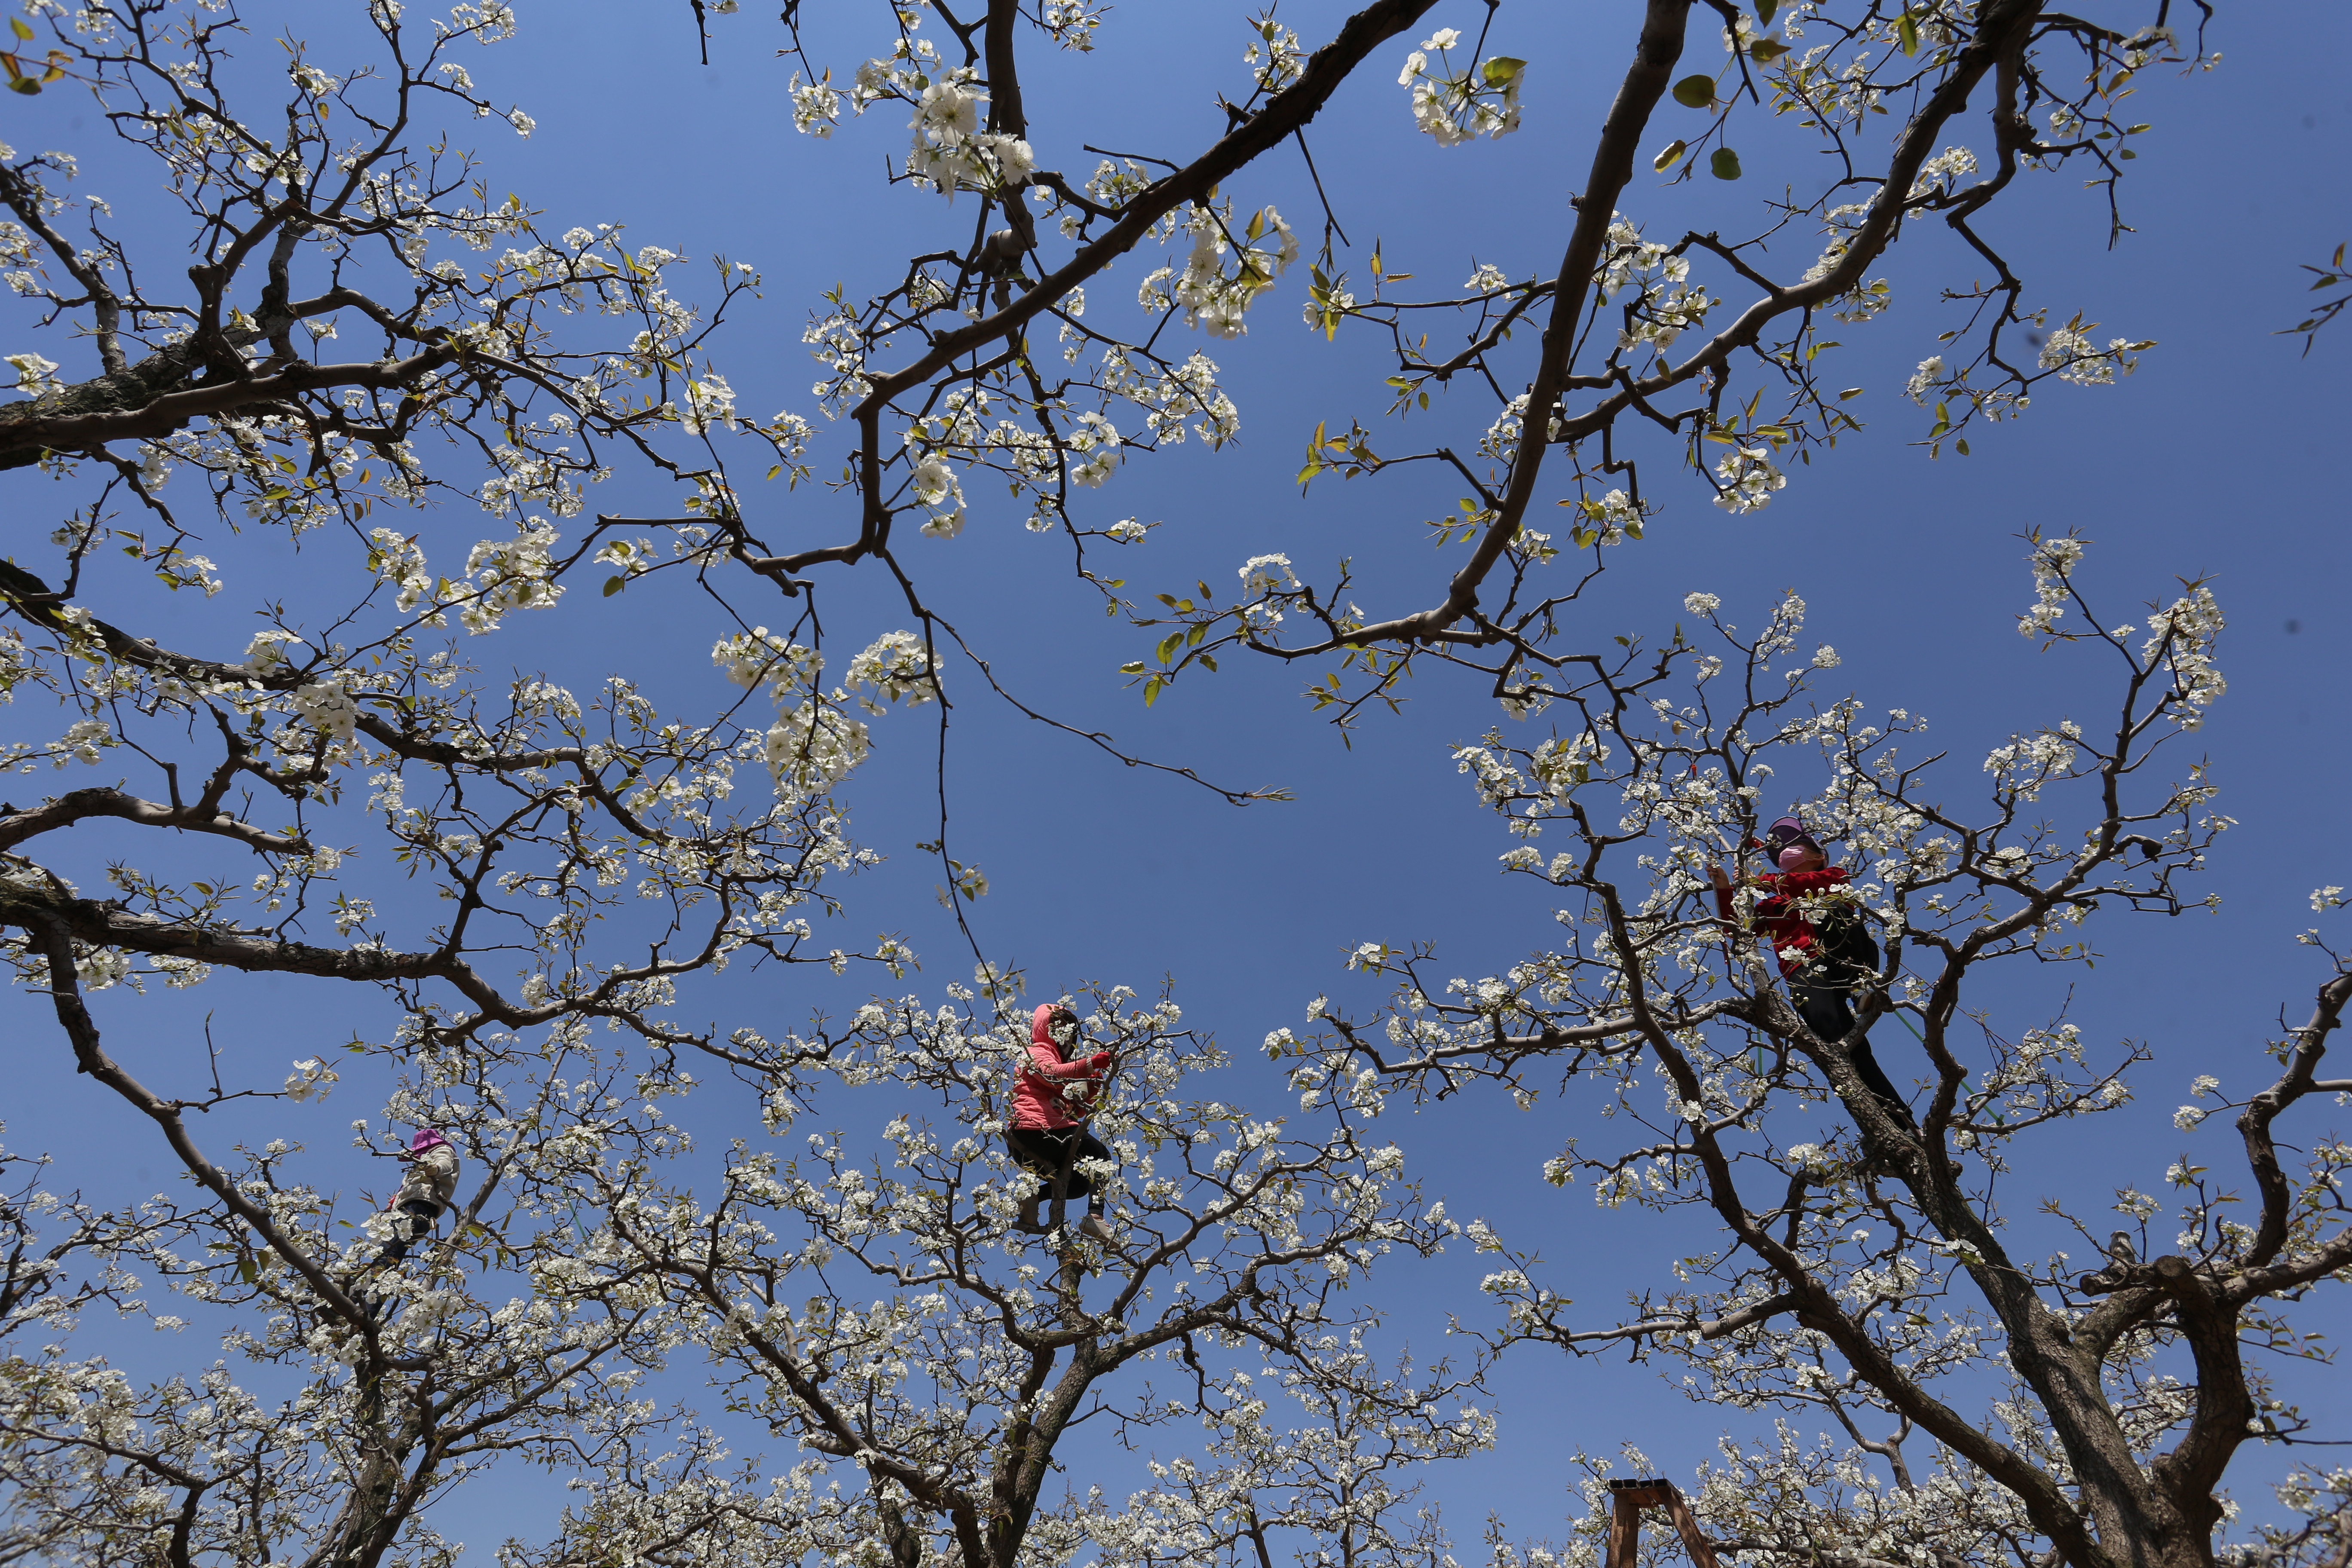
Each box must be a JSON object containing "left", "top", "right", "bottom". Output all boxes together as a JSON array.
[
  {"left": 374, "top": 1127, "right": 461, "bottom": 1266},
  {"left": 1005, "top": 1003, "right": 1117, "bottom": 1241},
  {"left": 1710, "top": 818, "right": 1917, "bottom": 1129}
]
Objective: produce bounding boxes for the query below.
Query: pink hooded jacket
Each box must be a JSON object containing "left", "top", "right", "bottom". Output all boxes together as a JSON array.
[{"left": 1011, "top": 1003, "right": 1104, "bottom": 1130}]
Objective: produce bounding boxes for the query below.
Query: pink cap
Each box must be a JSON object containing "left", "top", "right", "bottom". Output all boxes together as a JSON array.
[
  {"left": 409, "top": 1128, "right": 449, "bottom": 1153},
  {"left": 1762, "top": 815, "right": 1822, "bottom": 870}
]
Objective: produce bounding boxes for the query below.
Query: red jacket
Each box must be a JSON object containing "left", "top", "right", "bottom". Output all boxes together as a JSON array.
[
  {"left": 1011, "top": 1002, "right": 1102, "bottom": 1130},
  {"left": 1717, "top": 867, "right": 1857, "bottom": 977}
]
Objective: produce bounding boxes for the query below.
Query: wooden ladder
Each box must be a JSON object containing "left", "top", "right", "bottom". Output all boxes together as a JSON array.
[{"left": 1603, "top": 1479, "right": 1722, "bottom": 1568}]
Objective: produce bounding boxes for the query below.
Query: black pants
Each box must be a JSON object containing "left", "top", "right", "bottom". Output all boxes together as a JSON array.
[
  {"left": 1006, "top": 1127, "right": 1112, "bottom": 1210},
  {"left": 373, "top": 1198, "right": 444, "bottom": 1265},
  {"left": 1792, "top": 929, "right": 1917, "bottom": 1130}
]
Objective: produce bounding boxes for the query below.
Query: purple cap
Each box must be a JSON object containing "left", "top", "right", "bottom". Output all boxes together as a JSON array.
[
  {"left": 1761, "top": 816, "right": 1823, "bottom": 867},
  {"left": 409, "top": 1128, "right": 449, "bottom": 1153}
]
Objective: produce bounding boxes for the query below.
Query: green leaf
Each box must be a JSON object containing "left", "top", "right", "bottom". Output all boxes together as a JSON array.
[
  {"left": 1142, "top": 675, "right": 1162, "bottom": 707},
  {"left": 1710, "top": 146, "right": 1743, "bottom": 181},
  {"left": 1748, "top": 37, "right": 1787, "bottom": 62},
  {"left": 8, "top": 18, "right": 31, "bottom": 39},
  {"left": 1155, "top": 631, "right": 1184, "bottom": 664},
  {"left": 237, "top": 1257, "right": 258, "bottom": 1285},
  {"left": 1838, "top": 386, "right": 1865, "bottom": 400},
  {"left": 603, "top": 575, "right": 625, "bottom": 597},
  {"left": 1672, "top": 74, "right": 1716, "bottom": 109},
  {"left": 1757, "top": 0, "right": 1778, "bottom": 23},
  {"left": 1481, "top": 55, "right": 1525, "bottom": 86},
  {"left": 1955, "top": 438, "right": 1970, "bottom": 456},
  {"left": 1896, "top": 10, "right": 1920, "bottom": 55},
  {"left": 9, "top": 77, "right": 42, "bottom": 95},
  {"left": 1654, "top": 138, "right": 1688, "bottom": 172}
]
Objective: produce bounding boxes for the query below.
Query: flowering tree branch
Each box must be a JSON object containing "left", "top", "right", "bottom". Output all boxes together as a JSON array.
[
  {"left": 709, "top": 0, "right": 2204, "bottom": 730},
  {"left": 1281, "top": 546, "right": 2339, "bottom": 1568}
]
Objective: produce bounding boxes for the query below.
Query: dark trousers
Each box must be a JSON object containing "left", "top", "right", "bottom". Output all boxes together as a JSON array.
[
  {"left": 373, "top": 1198, "right": 444, "bottom": 1265},
  {"left": 1006, "top": 1127, "right": 1112, "bottom": 1209},
  {"left": 1792, "top": 930, "right": 1917, "bottom": 1130}
]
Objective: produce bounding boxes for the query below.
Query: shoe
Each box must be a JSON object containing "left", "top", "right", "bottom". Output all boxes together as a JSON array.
[{"left": 1078, "top": 1213, "right": 1114, "bottom": 1243}]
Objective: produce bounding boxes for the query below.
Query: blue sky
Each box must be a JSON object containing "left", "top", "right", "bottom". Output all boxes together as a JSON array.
[{"left": 6, "top": 0, "right": 2349, "bottom": 1555}]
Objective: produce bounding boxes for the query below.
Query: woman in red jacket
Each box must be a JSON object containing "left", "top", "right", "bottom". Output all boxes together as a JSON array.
[
  {"left": 1006, "top": 1002, "right": 1117, "bottom": 1240},
  {"left": 1711, "top": 817, "right": 1916, "bottom": 1129}
]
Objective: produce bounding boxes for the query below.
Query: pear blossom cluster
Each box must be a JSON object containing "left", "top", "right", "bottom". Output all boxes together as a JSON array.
[
  {"left": 715, "top": 625, "right": 933, "bottom": 790},
  {"left": 1243, "top": 15, "right": 1306, "bottom": 93},
  {"left": 1559, "top": 487, "right": 1651, "bottom": 548},
  {"left": 1396, "top": 29, "right": 1526, "bottom": 146},
  {"left": 787, "top": 160, "right": 1256, "bottom": 549},
  {"left": 2040, "top": 317, "right": 2152, "bottom": 385},
  {"left": 783, "top": 31, "right": 1039, "bottom": 198},
  {"left": 784, "top": 32, "right": 940, "bottom": 139},
  {"left": 905, "top": 71, "right": 1035, "bottom": 198},
  {"left": 1139, "top": 203, "right": 1299, "bottom": 339},
  {"left": 1596, "top": 214, "right": 1718, "bottom": 355},
  {"left": 2019, "top": 532, "right": 2088, "bottom": 640},
  {"left": 1906, "top": 144, "right": 1980, "bottom": 203},
  {"left": 1711, "top": 441, "right": 1790, "bottom": 512},
  {"left": 1040, "top": 0, "right": 1109, "bottom": 52},
  {"left": 1237, "top": 552, "right": 1299, "bottom": 628}
]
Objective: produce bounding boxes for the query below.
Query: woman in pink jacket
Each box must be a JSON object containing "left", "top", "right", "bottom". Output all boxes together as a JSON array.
[{"left": 1006, "top": 1002, "right": 1116, "bottom": 1240}]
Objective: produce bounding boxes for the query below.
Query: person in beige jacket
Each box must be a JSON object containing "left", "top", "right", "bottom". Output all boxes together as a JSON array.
[{"left": 375, "top": 1127, "right": 460, "bottom": 1264}]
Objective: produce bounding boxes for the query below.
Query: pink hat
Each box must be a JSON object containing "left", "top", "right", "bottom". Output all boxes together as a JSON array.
[
  {"left": 409, "top": 1128, "right": 450, "bottom": 1153},
  {"left": 1760, "top": 815, "right": 1823, "bottom": 870}
]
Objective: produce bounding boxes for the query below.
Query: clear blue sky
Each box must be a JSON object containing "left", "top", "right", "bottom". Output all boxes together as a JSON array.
[{"left": 7, "top": 0, "right": 2348, "bottom": 1554}]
